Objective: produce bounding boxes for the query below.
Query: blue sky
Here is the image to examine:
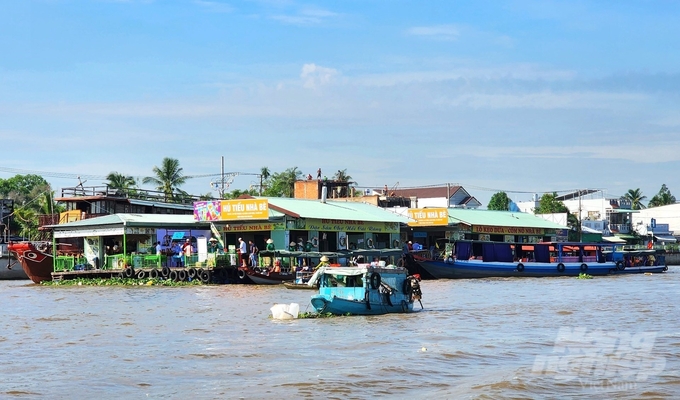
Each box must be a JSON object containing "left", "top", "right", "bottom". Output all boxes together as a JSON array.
[{"left": 2, "top": 0, "right": 680, "bottom": 206}]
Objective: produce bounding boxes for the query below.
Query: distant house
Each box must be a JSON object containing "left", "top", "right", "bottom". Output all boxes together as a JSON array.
[{"left": 386, "top": 185, "right": 482, "bottom": 209}]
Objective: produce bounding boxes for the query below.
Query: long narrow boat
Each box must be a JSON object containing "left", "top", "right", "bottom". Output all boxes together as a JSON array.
[{"left": 415, "top": 241, "right": 618, "bottom": 279}]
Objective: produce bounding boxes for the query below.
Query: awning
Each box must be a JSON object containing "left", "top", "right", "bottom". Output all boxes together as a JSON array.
[
  {"left": 602, "top": 236, "right": 627, "bottom": 243},
  {"left": 609, "top": 209, "right": 640, "bottom": 213},
  {"left": 654, "top": 235, "right": 677, "bottom": 243}
]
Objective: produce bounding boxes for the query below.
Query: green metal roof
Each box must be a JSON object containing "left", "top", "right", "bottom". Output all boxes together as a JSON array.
[
  {"left": 447, "top": 209, "right": 567, "bottom": 229},
  {"left": 264, "top": 197, "right": 410, "bottom": 223}
]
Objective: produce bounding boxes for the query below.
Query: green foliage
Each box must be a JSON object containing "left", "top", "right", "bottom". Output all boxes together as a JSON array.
[
  {"left": 0, "top": 174, "right": 58, "bottom": 238},
  {"left": 623, "top": 188, "right": 647, "bottom": 210},
  {"left": 142, "top": 157, "right": 187, "bottom": 202},
  {"left": 487, "top": 191, "right": 510, "bottom": 211},
  {"left": 577, "top": 273, "right": 593, "bottom": 279},
  {"left": 534, "top": 192, "right": 570, "bottom": 214},
  {"left": 648, "top": 184, "right": 676, "bottom": 208},
  {"left": 0, "top": 174, "right": 50, "bottom": 199},
  {"left": 106, "top": 171, "right": 137, "bottom": 191},
  {"left": 297, "top": 311, "right": 344, "bottom": 318},
  {"left": 263, "top": 167, "right": 302, "bottom": 197},
  {"left": 332, "top": 169, "right": 353, "bottom": 183},
  {"left": 223, "top": 188, "right": 258, "bottom": 199},
  {"left": 41, "top": 277, "right": 205, "bottom": 286}
]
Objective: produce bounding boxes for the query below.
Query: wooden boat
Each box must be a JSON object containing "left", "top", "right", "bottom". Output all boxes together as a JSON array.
[
  {"left": 283, "top": 282, "right": 316, "bottom": 290},
  {"left": 7, "top": 241, "right": 54, "bottom": 283},
  {"left": 415, "top": 241, "right": 617, "bottom": 279},
  {"left": 238, "top": 266, "right": 295, "bottom": 285},
  {"left": 609, "top": 248, "right": 668, "bottom": 274},
  {"left": 308, "top": 265, "right": 423, "bottom": 315}
]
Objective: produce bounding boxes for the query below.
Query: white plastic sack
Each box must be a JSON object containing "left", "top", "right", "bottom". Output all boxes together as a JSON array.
[{"left": 270, "top": 303, "right": 300, "bottom": 320}]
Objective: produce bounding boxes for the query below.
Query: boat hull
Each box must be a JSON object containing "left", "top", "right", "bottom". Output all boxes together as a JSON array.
[
  {"left": 417, "top": 259, "right": 615, "bottom": 279},
  {"left": 311, "top": 295, "right": 414, "bottom": 315},
  {"left": 612, "top": 265, "right": 668, "bottom": 274},
  {"left": 7, "top": 242, "right": 53, "bottom": 284}
]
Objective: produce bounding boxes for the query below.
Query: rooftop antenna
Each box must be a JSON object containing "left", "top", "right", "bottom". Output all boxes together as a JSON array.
[{"left": 76, "top": 176, "right": 87, "bottom": 195}]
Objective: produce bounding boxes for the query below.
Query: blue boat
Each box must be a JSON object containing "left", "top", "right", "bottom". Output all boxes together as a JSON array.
[
  {"left": 609, "top": 248, "right": 668, "bottom": 274},
  {"left": 416, "top": 241, "right": 618, "bottom": 279},
  {"left": 309, "top": 265, "right": 423, "bottom": 315}
]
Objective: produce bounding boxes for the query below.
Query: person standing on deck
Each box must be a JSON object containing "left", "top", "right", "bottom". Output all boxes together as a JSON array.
[
  {"left": 249, "top": 240, "right": 258, "bottom": 268},
  {"left": 316, "top": 168, "right": 322, "bottom": 180},
  {"left": 238, "top": 238, "right": 248, "bottom": 267}
]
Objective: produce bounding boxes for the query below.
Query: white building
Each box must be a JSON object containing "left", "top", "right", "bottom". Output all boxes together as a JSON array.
[
  {"left": 516, "top": 190, "right": 637, "bottom": 238},
  {"left": 631, "top": 203, "right": 680, "bottom": 242}
]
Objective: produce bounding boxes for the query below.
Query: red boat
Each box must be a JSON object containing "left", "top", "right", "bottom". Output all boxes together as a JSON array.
[{"left": 7, "top": 241, "right": 54, "bottom": 284}]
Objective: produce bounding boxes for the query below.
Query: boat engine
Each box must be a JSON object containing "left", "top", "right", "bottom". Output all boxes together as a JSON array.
[{"left": 405, "top": 274, "right": 423, "bottom": 308}]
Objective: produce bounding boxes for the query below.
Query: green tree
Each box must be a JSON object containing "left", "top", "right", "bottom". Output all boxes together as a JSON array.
[
  {"left": 0, "top": 174, "right": 57, "bottom": 238},
  {"left": 223, "top": 188, "right": 258, "bottom": 199},
  {"left": 263, "top": 167, "right": 302, "bottom": 197},
  {"left": 142, "top": 158, "right": 187, "bottom": 202},
  {"left": 260, "top": 166, "right": 271, "bottom": 181},
  {"left": 333, "top": 169, "right": 352, "bottom": 182},
  {"left": 534, "top": 192, "right": 569, "bottom": 214},
  {"left": 106, "top": 172, "right": 137, "bottom": 192},
  {"left": 534, "top": 192, "right": 579, "bottom": 233},
  {"left": 648, "top": 184, "right": 676, "bottom": 208},
  {"left": 623, "top": 188, "right": 647, "bottom": 210},
  {"left": 0, "top": 174, "right": 50, "bottom": 199},
  {"left": 487, "top": 191, "right": 511, "bottom": 211}
]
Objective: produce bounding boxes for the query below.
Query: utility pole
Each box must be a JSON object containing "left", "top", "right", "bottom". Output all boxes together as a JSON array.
[
  {"left": 220, "top": 156, "right": 225, "bottom": 198},
  {"left": 578, "top": 189, "right": 582, "bottom": 243},
  {"left": 259, "top": 174, "right": 263, "bottom": 196}
]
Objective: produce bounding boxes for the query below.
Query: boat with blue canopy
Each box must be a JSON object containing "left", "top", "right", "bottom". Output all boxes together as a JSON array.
[
  {"left": 308, "top": 264, "right": 422, "bottom": 315},
  {"left": 415, "top": 240, "right": 618, "bottom": 279}
]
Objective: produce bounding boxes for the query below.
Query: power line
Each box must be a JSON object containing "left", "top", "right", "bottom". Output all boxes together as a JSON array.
[{"left": 0, "top": 166, "right": 258, "bottom": 182}]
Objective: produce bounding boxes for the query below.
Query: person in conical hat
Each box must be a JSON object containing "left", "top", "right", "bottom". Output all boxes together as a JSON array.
[{"left": 315, "top": 255, "right": 330, "bottom": 271}]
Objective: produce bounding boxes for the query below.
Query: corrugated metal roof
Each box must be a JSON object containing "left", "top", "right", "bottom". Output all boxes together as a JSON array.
[
  {"left": 448, "top": 209, "right": 567, "bottom": 229},
  {"left": 265, "top": 197, "right": 410, "bottom": 223},
  {"left": 389, "top": 186, "right": 462, "bottom": 199},
  {"left": 49, "top": 214, "right": 206, "bottom": 230},
  {"left": 128, "top": 199, "right": 194, "bottom": 210}
]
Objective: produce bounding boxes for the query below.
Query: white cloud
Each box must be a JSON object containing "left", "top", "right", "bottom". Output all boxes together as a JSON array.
[
  {"left": 193, "top": 0, "right": 233, "bottom": 13},
  {"left": 407, "top": 24, "right": 460, "bottom": 41},
  {"left": 433, "top": 91, "right": 648, "bottom": 110},
  {"left": 270, "top": 7, "right": 338, "bottom": 25},
  {"left": 300, "top": 63, "right": 339, "bottom": 89}
]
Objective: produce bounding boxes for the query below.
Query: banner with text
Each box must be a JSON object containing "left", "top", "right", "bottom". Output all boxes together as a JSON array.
[
  {"left": 407, "top": 208, "right": 449, "bottom": 226},
  {"left": 303, "top": 219, "right": 400, "bottom": 233},
  {"left": 473, "top": 225, "right": 546, "bottom": 235},
  {"left": 222, "top": 221, "right": 286, "bottom": 233},
  {"left": 194, "top": 199, "right": 269, "bottom": 221}
]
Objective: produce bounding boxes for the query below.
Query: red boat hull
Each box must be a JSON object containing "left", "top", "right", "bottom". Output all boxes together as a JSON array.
[{"left": 7, "top": 242, "right": 53, "bottom": 284}]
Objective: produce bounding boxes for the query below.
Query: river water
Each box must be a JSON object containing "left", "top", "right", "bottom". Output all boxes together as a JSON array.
[{"left": 1, "top": 268, "right": 679, "bottom": 399}]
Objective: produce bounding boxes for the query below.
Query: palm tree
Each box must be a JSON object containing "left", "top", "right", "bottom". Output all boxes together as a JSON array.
[
  {"left": 623, "top": 188, "right": 647, "bottom": 210},
  {"left": 259, "top": 167, "right": 271, "bottom": 195},
  {"left": 142, "top": 158, "right": 187, "bottom": 202},
  {"left": 260, "top": 166, "right": 271, "bottom": 181},
  {"left": 106, "top": 172, "right": 137, "bottom": 193},
  {"left": 333, "top": 169, "right": 352, "bottom": 182}
]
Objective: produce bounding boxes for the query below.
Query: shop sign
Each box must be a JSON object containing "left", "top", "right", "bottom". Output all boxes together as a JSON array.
[
  {"left": 407, "top": 208, "right": 449, "bottom": 226},
  {"left": 473, "top": 225, "right": 545, "bottom": 235},
  {"left": 194, "top": 199, "right": 269, "bottom": 221},
  {"left": 125, "top": 227, "right": 157, "bottom": 235},
  {"left": 303, "top": 218, "right": 399, "bottom": 233},
  {"left": 222, "top": 222, "right": 285, "bottom": 232}
]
